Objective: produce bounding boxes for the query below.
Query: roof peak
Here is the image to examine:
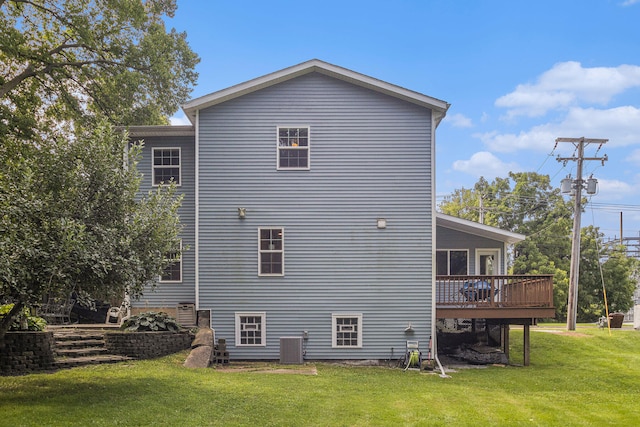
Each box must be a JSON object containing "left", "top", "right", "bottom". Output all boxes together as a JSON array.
[{"left": 182, "top": 59, "right": 449, "bottom": 125}]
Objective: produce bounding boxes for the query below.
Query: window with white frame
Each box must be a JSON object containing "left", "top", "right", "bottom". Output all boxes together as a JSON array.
[
  {"left": 160, "top": 240, "right": 182, "bottom": 283},
  {"left": 436, "top": 250, "right": 468, "bottom": 275},
  {"left": 332, "top": 313, "right": 362, "bottom": 348},
  {"left": 152, "top": 148, "right": 181, "bottom": 185},
  {"left": 277, "top": 127, "right": 309, "bottom": 170},
  {"left": 258, "top": 228, "right": 284, "bottom": 276},
  {"left": 235, "top": 312, "right": 266, "bottom": 346}
]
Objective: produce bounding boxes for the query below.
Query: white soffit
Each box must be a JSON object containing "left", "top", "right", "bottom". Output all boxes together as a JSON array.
[{"left": 436, "top": 213, "right": 526, "bottom": 244}]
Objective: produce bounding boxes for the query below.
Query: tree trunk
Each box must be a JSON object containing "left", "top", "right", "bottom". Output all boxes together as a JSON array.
[{"left": 0, "top": 301, "right": 24, "bottom": 342}]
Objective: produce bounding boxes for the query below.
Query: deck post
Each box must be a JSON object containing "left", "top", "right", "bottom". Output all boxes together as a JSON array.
[
  {"left": 502, "top": 324, "right": 510, "bottom": 363},
  {"left": 523, "top": 323, "right": 530, "bottom": 366}
]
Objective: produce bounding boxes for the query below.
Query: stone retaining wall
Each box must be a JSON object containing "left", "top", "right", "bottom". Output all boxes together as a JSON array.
[
  {"left": 104, "top": 331, "right": 192, "bottom": 359},
  {"left": 0, "top": 331, "right": 55, "bottom": 375}
]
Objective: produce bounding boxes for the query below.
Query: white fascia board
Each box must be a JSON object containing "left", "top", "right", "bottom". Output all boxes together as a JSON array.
[
  {"left": 125, "top": 125, "right": 195, "bottom": 138},
  {"left": 182, "top": 59, "right": 450, "bottom": 125},
  {"left": 436, "top": 212, "right": 526, "bottom": 244}
]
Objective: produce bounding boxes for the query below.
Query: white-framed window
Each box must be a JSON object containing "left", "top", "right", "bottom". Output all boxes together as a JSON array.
[
  {"left": 160, "top": 239, "right": 182, "bottom": 283},
  {"left": 235, "top": 312, "right": 266, "bottom": 346},
  {"left": 152, "top": 147, "right": 181, "bottom": 186},
  {"left": 436, "top": 249, "right": 468, "bottom": 275},
  {"left": 332, "top": 313, "right": 363, "bottom": 348},
  {"left": 277, "top": 126, "right": 309, "bottom": 170},
  {"left": 258, "top": 228, "right": 284, "bottom": 276}
]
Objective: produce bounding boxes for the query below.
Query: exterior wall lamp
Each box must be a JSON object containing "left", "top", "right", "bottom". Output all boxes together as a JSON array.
[{"left": 238, "top": 208, "right": 246, "bottom": 219}]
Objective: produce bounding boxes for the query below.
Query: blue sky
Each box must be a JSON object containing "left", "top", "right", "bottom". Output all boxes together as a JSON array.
[{"left": 168, "top": 0, "right": 640, "bottom": 239}]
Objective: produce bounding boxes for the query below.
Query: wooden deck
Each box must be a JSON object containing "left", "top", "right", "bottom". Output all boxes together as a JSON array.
[
  {"left": 435, "top": 274, "right": 555, "bottom": 366},
  {"left": 436, "top": 274, "right": 555, "bottom": 319}
]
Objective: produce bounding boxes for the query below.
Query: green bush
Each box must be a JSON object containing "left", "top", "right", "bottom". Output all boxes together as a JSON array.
[
  {"left": 0, "top": 304, "right": 47, "bottom": 331},
  {"left": 121, "top": 311, "right": 181, "bottom": 332}
]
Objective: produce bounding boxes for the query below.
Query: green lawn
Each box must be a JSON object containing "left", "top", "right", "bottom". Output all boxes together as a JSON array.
[{"left": 1, "top": 326, "right": 639, "bottom": 426}]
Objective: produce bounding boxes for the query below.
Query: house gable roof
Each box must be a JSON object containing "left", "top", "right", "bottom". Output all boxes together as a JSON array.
[
  {"left": 182, "top": 59, "right": 450, "bottom": 125},
  {"left": 436, "top": 213, "right": 526, "bottom": 244}
]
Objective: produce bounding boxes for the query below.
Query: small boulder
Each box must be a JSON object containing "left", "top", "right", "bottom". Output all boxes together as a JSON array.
[
  {"left": 183, "top": 345, "right": 213, "bottom": 368},
  {"left": 191, "top": 327, "right": 214, "bottom": 349}
]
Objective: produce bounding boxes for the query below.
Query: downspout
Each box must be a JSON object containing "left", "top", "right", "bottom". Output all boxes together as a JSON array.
[
  {"left": 194, "top": 109, "right": 200, "bottom": 311},
  {"left": 430, "top": 111, "right": 449, "bottom": 379}
]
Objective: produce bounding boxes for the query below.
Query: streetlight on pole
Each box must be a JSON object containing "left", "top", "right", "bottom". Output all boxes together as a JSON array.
[{"left": 556, "top": 137, "right": 607, "bottom": 331}]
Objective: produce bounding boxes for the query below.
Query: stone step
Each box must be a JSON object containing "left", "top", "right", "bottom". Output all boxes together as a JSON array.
[
  {"left": 55, "top": 338, "right": 105, "bottom": 349},
  {"left": 54, "top": 354, "right": 133, "bottom": 369},
  {"left": 54, "top": 332, "right": 105, "bottom": 341},
  {"left": 56, "top": 347, "right": 109, "bottom": 357}
]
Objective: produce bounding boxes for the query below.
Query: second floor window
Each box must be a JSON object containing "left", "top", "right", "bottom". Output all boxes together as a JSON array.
[
  {"left": 153, "top": 148, "right": 181, "bottom": 185},
  {"left": 277, "top": 127, "right": 309, "bottom": 170}
]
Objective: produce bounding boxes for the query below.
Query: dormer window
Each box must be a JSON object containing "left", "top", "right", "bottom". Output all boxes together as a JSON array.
[{"left": 277, "top": 127, "right": 309, "bottom": 170}]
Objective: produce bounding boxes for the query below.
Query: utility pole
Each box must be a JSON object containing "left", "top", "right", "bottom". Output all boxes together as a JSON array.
[{"left": 556, "top": 137, "right": 608, "bottom": 331}]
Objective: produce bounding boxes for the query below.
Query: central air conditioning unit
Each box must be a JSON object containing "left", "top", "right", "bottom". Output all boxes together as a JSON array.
[{"left": 280, "top": 337, "right": 304, "bottom": 364}]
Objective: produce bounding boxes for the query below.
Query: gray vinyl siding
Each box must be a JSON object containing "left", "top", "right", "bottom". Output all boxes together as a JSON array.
[
  {"left": 133, "top": 136, "right": 196, "bottom": 308},
  {"left": 198, "top": 72, "right": 433, "bottom": 360},
  {"left": 436, "top": 226, "right": 506, "bottom": 274}
]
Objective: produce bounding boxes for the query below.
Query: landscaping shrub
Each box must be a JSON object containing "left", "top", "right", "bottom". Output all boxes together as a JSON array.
[
  {"left": 0, "top": 304, "right": 47, "bottom": 331},
  {"left": 121, "top": 311, "right": 181, "bottom": 332}
]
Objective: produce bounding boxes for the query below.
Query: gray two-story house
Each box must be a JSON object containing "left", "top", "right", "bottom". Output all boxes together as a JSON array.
[{"left": 128, "top": 60, "right": 554, "bottom": 364}]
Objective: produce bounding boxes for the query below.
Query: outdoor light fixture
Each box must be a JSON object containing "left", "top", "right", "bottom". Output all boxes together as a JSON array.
[
  {"left": 377, "top": 218, "right": 387, "bottom": 229},
  {"left": 238, "top": 208, "right": 246, "bottom": 219}
]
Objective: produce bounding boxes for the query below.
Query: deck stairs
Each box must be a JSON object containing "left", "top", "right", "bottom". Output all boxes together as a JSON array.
[{"left": 51, "top": 326, "right": 132, "bottom": 369}]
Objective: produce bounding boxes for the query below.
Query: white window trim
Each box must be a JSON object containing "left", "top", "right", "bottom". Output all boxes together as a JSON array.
[
  {"left": 235, "top": 312, "right": 266, "bottom": 347},
  {"left": 437, "top": 249, "right": 469, "bottom": 275},
  {"left": 258, "top": 227, "right": 285, "bottom": 277},
  {"left": 152, "top": 147, "right": 182, "bottom": 187},
  {"left": 276, "top": 126, "right": 310, "bottom": 171},
  {"left": 159, "top": 239, "right": 182, "bottom": 283},
  {"left": 332, "top": 313, "right": 363, "bottom": 348},
  {"left": 475, "top": 248, "right": 502, "bottom": 275}
]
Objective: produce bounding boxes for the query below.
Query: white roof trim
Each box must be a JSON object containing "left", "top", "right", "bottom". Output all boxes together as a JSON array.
[
  {"left": 124, "top": 125, "right": 195, "bottom": 138},
  {"left": 182, "top": 59, "right": 450, "bottom": 125},
  {"left": 436, "top": 213, "right": 526, "bottom": 244}
]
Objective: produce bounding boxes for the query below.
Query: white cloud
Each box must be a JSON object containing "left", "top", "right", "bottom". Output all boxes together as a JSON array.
[
  {"left": 557, "top": 106, "right": 640, "bottom": 147},
  {"left": 627, "top": 149, "right": 640, "bottom": 165},
  {"left": 444, "top": 113, "right": 473, "bottom": 128},
  {"left": 622, "top": 0, "right": 640, "bottom": 5},
  {"left": 170, "top": 113, "right": 191, "bottom": 126},
  {"left": 452, "top": 151, "right": 521, "bottom": 179},
  {"left": 495, "top": 62, "right": 640, "bottom": 118},
  {"left": 591, "top": 177, "right": 636, "bottom": 201},
  {"left": 476, "top": 105, "right": 640, "bottom": 152},
  {"left": 475, "top": 129, "right": 556, "bottom": 153}
]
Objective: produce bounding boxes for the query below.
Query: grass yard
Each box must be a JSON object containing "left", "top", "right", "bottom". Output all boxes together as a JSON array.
[{"left": 1, "top": 325, "right": 639, "bottom": 426}]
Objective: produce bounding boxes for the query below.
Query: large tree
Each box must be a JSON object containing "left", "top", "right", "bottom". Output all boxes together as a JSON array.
[
  {"left": 0, "top": 0, "right": 199, "bottom": 140},
  {"left": 0, "top": 123, "right": 183, "bottom": 338},
  {"left": 439, "top": 172, "right": 636, "bottom": 321},
  {"left": 0, "top": 0, "right": 197, "bottom": 337}
]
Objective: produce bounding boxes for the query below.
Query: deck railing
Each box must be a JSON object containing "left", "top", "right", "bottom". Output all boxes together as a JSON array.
[{"left": 436, "top": 275, "right": 554, "bottom": 309}]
